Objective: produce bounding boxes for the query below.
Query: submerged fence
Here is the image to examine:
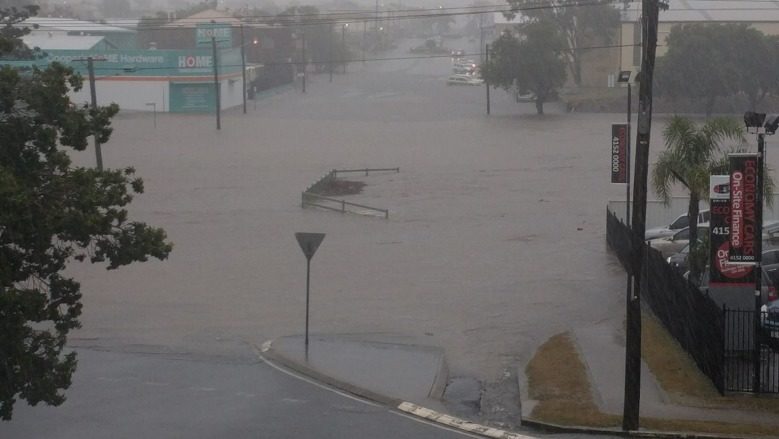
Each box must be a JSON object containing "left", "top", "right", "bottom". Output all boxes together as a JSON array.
[
  {"left": 606, "top": 208, "right": 726, "bottom": 393},
  {"left": 301, "top": 168, "right": 398, "bottom": 219}
]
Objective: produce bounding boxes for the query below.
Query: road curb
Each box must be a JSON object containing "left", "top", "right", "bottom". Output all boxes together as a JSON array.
[
  {"left": 521, "top": 418, "right": 755, "bottom": 439},
  {"left": 256, "top": 339, "right": 535, "bottom": 439}
]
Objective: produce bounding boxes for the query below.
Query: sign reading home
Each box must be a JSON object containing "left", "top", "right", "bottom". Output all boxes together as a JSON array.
[
  {"left": 196, "top": 23, "right": 232, "bottom": 48},
  {"left": 728, "top": 154, "right": 759, "bottom": 264},
  {"left": 610, "top": 124, "right": 628, "bottom": 184}
]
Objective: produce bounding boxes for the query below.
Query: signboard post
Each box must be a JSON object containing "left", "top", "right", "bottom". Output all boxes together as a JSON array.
[
  {"left": 710, "top": 175, "right": 755, "bottom": 286},
  {"left": 728, "top": 154, "right": 760, "bottom": 265},
  {"left": 196, "top": 23, "right": 232, "bottom": 48},
  {"left": 295, "top": 232, "right": 326, "bottom": 356},
  {"left": 611, "top": 123, "right": 629, "bottom": 184}
]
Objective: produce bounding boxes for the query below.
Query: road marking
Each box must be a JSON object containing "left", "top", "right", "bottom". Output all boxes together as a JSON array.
[
  {"left": 253, "top": 344, "right": 381, "bottom": 407},
  {"left": 397, "top": 402, "right": 536, "bottom": 439}
]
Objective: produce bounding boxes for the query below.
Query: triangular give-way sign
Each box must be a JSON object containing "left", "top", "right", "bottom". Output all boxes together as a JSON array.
[{"left": 295, "top": 233, "right": 325, "bottom": 260}]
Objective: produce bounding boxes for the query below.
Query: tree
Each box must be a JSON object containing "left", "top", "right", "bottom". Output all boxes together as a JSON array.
[
  {"left": 655, "top": 24, "right": 742, "bottom": 116},
  {"left": 651, "top": 117, "right": 747, "bottom": 277},
  {"left": 481, "top": 20, "right": 567, "bottom": 114},
  {"left": 505, "top": 0, "right": 620, "bottom": 86},
  {"left": 0, "top": 8, "right": 172, "bottom": 420}
]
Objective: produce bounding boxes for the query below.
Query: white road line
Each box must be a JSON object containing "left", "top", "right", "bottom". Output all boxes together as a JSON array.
[{"left": 252, "top": 345, "right": 381, "bottom": 407}]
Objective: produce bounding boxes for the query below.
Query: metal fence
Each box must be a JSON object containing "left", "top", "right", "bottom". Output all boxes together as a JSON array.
[
  {"left": 723, "top": 308, "right": 779, "bottom": 393},
  {"left": 606, "top": 208, "right": 726, "bottom": 393},
  {"left": 301, "top": 168, "right": 397, "bottom": 219}
]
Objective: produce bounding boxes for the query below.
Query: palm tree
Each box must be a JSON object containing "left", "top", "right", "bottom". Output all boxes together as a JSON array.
[{"left": 651, "top": 116, "right": 746, "bottom": 276}]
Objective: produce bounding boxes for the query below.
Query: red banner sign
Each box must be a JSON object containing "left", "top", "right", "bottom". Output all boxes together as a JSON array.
[
  {"left": 729, "top": 154, "right": 759, "bottom": 264},
  {"left": 611, "top": 124, "right": 628, "bottom": 184}
]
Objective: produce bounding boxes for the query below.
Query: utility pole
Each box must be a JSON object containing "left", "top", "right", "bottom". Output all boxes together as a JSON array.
[
  {"left": 329, "top": 25, "right": 334, "bottom": 83},
  {"left": 212, "top": 36, "right": 221, "bottom": 130},
  {"left": 302, "top": 32, "right": 307, "bottom": 93},
  {"left": 342, "top": 23, "right": 348, "bottom": 74},
  {"left": 362, "top": 20, "right": 367, "bottom": 63},
  {"left": 86, "top": 57, "right": 103, "bottom": 171},
  {"left": 240, "top": 24, "right": 247, "bottom": 114},
  {"left": 485, "top": 43, "right": 490, "bottom": 115},
  {"left": 624, "top": 0, "right": 661, "bottom": 431}
]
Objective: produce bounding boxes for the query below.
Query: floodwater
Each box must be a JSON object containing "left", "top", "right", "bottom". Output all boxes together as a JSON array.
[{"left": 64, "top": 38, "right": 772, "bottom": 386}]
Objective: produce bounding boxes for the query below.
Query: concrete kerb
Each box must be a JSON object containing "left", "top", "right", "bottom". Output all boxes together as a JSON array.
[
  {"left": 255, "top": 339, "right": 537, "bottom": 439},
  {"left": 257, "top": 339, "right": 401, "bottom": 407},
  {"left": 521, "top": 418, "right": 759, "bottom": 439}
]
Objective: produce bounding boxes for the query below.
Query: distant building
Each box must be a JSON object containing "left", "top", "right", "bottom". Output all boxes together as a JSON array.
[
  {"left": 618, "top": 0, "right": 779, "bottom": 74},
  {"left": 21, "top": 17, "right": 137, "bottom": 49}
]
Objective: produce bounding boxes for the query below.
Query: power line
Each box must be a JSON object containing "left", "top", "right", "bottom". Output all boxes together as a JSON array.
[
  {"left": 21, "top": 1, "right": 630, "bottom": 31},
  {"left": 80, "top": 42, "right": 642, "bottom": 76}
]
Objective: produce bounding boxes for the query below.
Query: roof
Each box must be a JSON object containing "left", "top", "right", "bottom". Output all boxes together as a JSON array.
[
  {"left": 163, "top": 9, "right": 242, "bottom": 28},
  {"left": 21, "top": 17, "right": 135, "bottom": 33},
  {"left": 22, "top": 34, "right": 104, "bottom": 50},
  {"left": 621, "top": 0, "right": 779, "bottom": 23}
]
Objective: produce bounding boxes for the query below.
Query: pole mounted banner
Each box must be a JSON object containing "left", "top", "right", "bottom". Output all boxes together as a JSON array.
[
  {"left": 728, "top": 154, "right": 760, "bottom": 265},
  {"left": 710, "top": 175, "right": 754, "bottom": 285},
  {"left": 611, "top": 124, "right": 628, "bottom": 183}
]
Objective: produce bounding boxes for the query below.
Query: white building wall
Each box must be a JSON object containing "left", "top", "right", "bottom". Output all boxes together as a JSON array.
[
  {"left": 220, "top": 77, "right": 244, "bottom": 110},
  {"left": 69, "top": 80, "right": 169, "bottom": 112}
]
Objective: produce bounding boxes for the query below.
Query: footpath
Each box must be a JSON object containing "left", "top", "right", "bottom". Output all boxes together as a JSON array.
[{"left": 259, "top": 328, "right": 779, "bottom": 439}]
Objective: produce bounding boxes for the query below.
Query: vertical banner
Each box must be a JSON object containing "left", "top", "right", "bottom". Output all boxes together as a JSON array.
[
  {"left": 611, "top": 124, "right": 628, "bottom": 183},
  {"left": 729, "top": 154, "right": 759, "bottom": 264},
  {"left": 710, "top": 175, "right": 754, "bottom": 285}
]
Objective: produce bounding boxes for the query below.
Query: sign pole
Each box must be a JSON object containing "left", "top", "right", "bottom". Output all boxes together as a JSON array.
[
  {"left": 305, "top": 257, "right": 311, "bottom": 350},
  {"left": 87, "top": 57, "right": 103, "bottom": 171},
  {"left": 212, "top": 36, "right": 221, "bottom": 130},
  {"left": 754, "top": 134, "right": 765, "bottom": 392},
  {"left": 295, "top": 232, "right": 326, "bottom": 359},
  {"left": 485, "top": 43, "right": 490, "bottom": 115}
]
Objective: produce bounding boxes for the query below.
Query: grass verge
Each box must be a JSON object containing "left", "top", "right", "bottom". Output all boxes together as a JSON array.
[{"left": 526, "top": 317, "right": 779, "bottom": 435}]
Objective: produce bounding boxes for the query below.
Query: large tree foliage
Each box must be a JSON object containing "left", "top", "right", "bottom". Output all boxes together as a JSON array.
[
  {"left": 0, "top": 8, "right": 172, "bottom": 420},
  {"left": 505, "top": 0, "right": 619, "bottom": 86},
  {"left": 651, "top": 117, "right": 748, "bottom": 277},
  {"left": 482, "top": 20, "right": 567, "bottom": 114},
  {"left": 656, "top": 24, "right": 778, "bottom": 115},
  {"left": 274, "top": 6, "right": 349, "bottom": 72}
]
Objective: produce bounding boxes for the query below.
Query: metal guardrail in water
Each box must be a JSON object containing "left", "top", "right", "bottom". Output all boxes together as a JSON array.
[{"left": 301, "top": 168, "right": 398, "bottom": 219}]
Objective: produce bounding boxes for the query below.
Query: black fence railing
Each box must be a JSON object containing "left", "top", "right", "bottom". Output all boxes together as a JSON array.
[
  {"left": 606, "top": 208, "right": 726, "bottom": 393},
  {"left": 723, "top": 308, "right": 779, "bottom": 393}
]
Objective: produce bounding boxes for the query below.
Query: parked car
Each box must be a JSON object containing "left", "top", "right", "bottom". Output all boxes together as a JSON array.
[
  {"left": 760, "top": 297, "right": 779, "bottom": 346},
  {"left": 447, "top": 74, "right": 483, "bottom": 85},
  {"left": 648, "top": 223, "right": 709, "bottom": 259},
  {"left": 645, "top": 210, "right": 710, "bottom": 240},
  {"left": 693, "top": 266, "right": 778, "bottom": 308},
  {"left": 667, "top": 244, "right": 690, "bottom": 274}
]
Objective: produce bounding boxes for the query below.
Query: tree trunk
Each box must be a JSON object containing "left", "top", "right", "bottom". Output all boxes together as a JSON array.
[{"left": 688, "top": 194, "right": 700, "bottom": 279}]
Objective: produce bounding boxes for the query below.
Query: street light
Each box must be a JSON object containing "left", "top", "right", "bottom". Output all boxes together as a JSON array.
[
  {"left": 239, "top": 25, "right": 260, "bottom": 114},
  {"left": 342, "top": 23, "right": 349, "bottom": 74},
  {"left": 743, "top": 110, "right": 777, "bottom": 392}
]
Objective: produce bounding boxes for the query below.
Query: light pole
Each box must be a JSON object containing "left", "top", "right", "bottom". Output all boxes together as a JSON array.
[
  {"left": 211, "top": 35, "right": 220, "bottom": 130},
  {"left": 342, "top": 23, "right": 349, "bottom": 74},
  {"left": 145, "top": 102, "right": 157, "bottom": 128},
  {"left": 239, "top": 27, "right": 259, "bottom": 114},
  {"left": 743, "top": 111, "right": 779, "bottom": 392}
]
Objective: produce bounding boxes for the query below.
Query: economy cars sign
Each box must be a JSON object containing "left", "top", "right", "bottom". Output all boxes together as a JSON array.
[
  {"left": 710, "top": 175, "right": 754, "bottom": 285},
  {"left": 610, "top": 124, "right": 628, "bottom": 184},
  {"left": 729, "top": 154, "right": 760, "bottom": 265}
]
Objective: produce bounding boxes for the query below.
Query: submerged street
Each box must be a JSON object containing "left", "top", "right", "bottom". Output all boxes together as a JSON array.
[{"left": 3, "top": 37, "right": 760, "bottom": 437}]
